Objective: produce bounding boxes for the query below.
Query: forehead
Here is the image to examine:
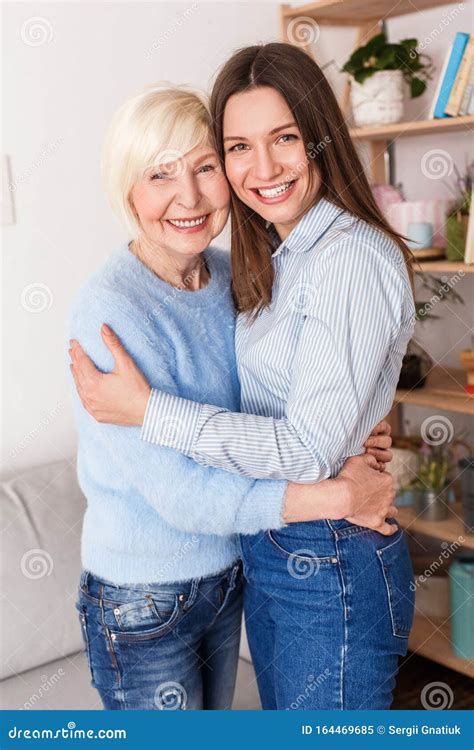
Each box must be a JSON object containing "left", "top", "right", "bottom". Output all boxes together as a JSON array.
[{"left": 223, "top": 87, "right": 295, "bottom": 138}]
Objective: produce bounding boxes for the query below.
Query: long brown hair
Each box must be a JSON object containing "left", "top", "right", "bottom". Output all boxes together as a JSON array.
[{"left": 209, "top": 42, "right": 415, "bottom": 316}]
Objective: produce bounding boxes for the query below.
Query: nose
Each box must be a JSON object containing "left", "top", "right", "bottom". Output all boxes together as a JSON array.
[
  {"left": 175, "top": 172, "right": 201, "bottom": 210},
  {"left": 252, "top": 145, "right": 282, "bottom": 184}
]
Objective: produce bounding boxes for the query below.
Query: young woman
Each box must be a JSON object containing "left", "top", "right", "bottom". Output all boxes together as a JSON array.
[{"left": 68, "top": 82, "right": 395, "bottom": 711}]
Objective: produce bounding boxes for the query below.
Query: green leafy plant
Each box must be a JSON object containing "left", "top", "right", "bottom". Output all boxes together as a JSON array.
[
  {"left": 445, "top": 158, "right": 474, "bottom": 218},
  {"left": 342, "top": 32, "right": 434, "bottom": 97}
]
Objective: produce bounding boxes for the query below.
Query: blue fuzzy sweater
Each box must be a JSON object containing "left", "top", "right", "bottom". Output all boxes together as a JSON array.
[{"left": 67, "top": 244, "right": 286, "bottom": 584}]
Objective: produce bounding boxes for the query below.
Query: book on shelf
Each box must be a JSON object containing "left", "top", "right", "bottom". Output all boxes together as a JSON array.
[
  {"left": 459, "top": 60, "right": 474, "bottom": 115},
  {"left": 464, "top": 191, "right": 474, "bottom": 265},
  {"left": 445, "top": 34, "right": 474, "bottom": 116},
  {"left": 430, "top": 32, "right": 470, "bottom": 118}
]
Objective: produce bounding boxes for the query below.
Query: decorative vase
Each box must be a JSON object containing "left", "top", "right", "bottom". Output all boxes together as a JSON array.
[
  {"left": 351, "top": 70, "right": 404, "bottom": 127},
  {"left": 449, "top": 556, "right": 474, "bottom": 659},
  {"left": 446, "top": 213, "right": 468, "bottom": 261},
  {"left": 415, "top": 487, "right": 450, "bottom": 521}
]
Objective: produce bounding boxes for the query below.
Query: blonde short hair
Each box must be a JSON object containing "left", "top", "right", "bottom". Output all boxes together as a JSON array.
[{"left": 102, "top": 84, "right": 213, "bottom": 238}]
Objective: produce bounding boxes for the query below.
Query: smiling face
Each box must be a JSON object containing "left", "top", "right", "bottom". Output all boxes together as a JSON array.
[
  {"left": 130, "top": 143, "right": 230, "bottom": 260},
  {"left": 223, "top": 86, "right": 321, "bottom": 239}
]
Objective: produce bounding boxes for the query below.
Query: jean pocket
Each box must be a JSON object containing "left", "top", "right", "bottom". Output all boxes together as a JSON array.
[
  {"left": 266, "top": 530, "right": 339, "bottom": 566},
  {"left": 103, "top": 593, "right": 183, "bottom": 642},
  {"left": 376, "top": 531, "right": 415, "bottom": 639}
]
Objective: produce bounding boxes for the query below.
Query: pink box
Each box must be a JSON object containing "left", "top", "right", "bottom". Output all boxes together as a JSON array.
[{"left": 386, "top": 200, "right": 455, "bottom": 248}]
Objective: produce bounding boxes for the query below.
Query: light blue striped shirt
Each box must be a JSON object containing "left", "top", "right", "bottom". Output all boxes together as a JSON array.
[{"left": 141, "top": 197, "right": 415, "bottom": 483}]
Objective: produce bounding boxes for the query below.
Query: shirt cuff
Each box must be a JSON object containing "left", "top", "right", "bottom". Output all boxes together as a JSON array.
[{"left": 140, "top": 389, "right": 202, "bottom": 455}]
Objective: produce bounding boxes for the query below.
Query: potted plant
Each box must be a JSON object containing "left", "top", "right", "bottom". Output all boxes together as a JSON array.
[
  {"left": 445, "top": 159, "right": 474, "bottom": 261},
  {"left": 342, "top": 32, "right": 434, "bottom": 127},
  {"left": 398, "top": 273, "right": 464, "bottom": 390}
]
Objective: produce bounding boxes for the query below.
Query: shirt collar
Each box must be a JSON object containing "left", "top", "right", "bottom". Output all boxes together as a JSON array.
[{"left": 269, "top": 196, "right": 347, "bottom": 258}]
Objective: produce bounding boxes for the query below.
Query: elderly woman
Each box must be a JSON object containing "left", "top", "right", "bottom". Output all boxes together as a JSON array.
[{"left": 68, "top": 84, "right": 395, "bottom": 711}]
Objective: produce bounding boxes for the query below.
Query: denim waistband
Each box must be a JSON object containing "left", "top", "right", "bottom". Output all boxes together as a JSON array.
[{"left": 79, "top": 559, "right": 243, "bottom": 603}]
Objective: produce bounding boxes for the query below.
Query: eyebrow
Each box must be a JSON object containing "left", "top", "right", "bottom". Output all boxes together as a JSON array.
[{"left": 223, "top": 122, "right": 298, "bottom": 142}]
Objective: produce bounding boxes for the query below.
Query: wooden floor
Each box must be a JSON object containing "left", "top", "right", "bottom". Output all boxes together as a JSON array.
[{"left": 393, "top": 652, "right": 474, "bottom": 709}]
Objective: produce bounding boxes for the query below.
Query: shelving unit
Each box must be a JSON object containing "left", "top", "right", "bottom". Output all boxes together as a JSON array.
[
  {"left": 397, "top": 503, "right": 474, "bottom": 549},
  {"left": 408, "top": 615, "right": 474, "bottom": 678},
  {"left": 281, "top": 0, "right": 473, "bottom": 681},
  {"left": 395, "top": 367, "right": 474, "bottom": 416},
  {"left": 415, "top": 260, "right": 474, "bottom": 274}
]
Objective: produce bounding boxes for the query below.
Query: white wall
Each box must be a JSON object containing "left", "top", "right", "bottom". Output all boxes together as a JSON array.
[
  {"left": 1, "top": 1, "right": 281, "bottom": 477},
  {"left": 2, "top": 1, "right": 473, "bottom": 478}
]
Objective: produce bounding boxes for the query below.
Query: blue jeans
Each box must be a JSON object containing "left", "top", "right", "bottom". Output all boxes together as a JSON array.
[
  {"left": 240, "top": 519, "right": 414, "bottom": 710},
  {"left": 76, "top": 561, "right": 243, "bottom": 710}
]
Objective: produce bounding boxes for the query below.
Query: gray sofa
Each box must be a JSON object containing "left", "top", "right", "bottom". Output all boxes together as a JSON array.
[{"left": 0, "top": 459, "right": 260, "bottom": 710}]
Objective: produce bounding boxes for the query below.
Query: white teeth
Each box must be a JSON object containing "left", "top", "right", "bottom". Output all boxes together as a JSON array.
[
  {"left": 168, "top": 215, "right": 207, "bottom": 228},
  {"left": 257, "top": 182, "right": 293, "bottom": 198}
]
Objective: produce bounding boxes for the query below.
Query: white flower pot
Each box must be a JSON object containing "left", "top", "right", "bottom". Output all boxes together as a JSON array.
[{"left": 351, "top": 70, "right": 405, "bottom": 128}]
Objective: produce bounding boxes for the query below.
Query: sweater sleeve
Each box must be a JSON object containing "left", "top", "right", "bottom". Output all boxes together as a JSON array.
[{"left": 67, "top": 286, "right": 287, "bottom": 536}]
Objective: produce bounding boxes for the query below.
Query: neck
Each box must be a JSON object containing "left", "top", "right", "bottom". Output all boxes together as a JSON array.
[{"left": 130, "top": 238, "right": 209, "bottom": 291}]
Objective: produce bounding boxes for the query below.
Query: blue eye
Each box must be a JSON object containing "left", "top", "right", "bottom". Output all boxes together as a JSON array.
[
  {"left": 198, "top": 164, "right": 216, "bottom": 174},
  {"left": 228, "top": 143, "right": 248, "bottom": 153}
]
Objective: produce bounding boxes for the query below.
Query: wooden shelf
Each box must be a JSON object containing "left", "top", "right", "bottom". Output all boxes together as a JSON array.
[
  {"left": 349, "top": 115, "right": 474, "bottom": 141},
  {"left": 397, "top": 503, "right": 474, "bottom": 549},
  {"left": 282, "top": 0, "right": 465, "bottom": 24},
  {"left": 415, "top": 260, "right": 474, "bottom": 274},
  {"left": 395, "top": 367, "right": 474, "bottom": 416},
  {"left": 408, "top": 614, "right": 474, "bottom": 678}
]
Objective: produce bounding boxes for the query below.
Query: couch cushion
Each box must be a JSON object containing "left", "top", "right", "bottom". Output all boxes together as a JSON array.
[{"left": 0, "top": 459, "right": 85, "bottom": 680}]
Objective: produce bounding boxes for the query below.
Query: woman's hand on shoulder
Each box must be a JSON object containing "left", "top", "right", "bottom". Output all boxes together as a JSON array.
[{"left": 69, "top": 324, "right": 151, "bottom": 426}]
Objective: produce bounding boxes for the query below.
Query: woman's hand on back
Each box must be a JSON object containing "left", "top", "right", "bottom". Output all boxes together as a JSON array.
[
  {"left": 69, "top": 325, "right": 151, "bottom": 426},
  {"left": 283, "top": 453, "right": 397, "bottom": 536}
]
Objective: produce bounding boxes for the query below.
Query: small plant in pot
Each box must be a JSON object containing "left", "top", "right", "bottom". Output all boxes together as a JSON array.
[
  {"left": 444, "top": 159, "right": 474, "bottom": 262},
  {"left": 409, "top": 442, "right": 453, "bottom": 521},
  {"left": 342, "top": 32, "right": 434, "bottom": 127},
  {"left": 398, "top": 273, "right": 464, "bottom": 390}
]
